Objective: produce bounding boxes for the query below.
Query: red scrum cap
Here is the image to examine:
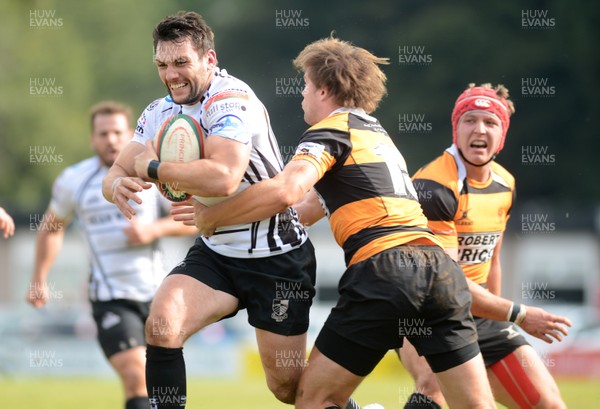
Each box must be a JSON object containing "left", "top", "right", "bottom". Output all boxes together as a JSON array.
[{"left": 451, "top": 86, "right": 511, "bottom": 153}]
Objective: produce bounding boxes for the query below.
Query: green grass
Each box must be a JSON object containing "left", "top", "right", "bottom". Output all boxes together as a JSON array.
[{"left": 1, "top": 374, "right": 599, "bottom": 408}]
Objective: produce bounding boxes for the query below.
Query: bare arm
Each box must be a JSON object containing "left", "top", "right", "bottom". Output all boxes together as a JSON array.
[
  {"left": 134, "top": 136, "right": 251, "bottom": 197},
  {"left": 185, "top": 160, "right": 320, "bottom": 236},
  {"left": 486, "top": 234, "right": 503, "bottom": 296},
  {"left": 294, "top": 188, "right": 326, "bottom": 226},
  {"left": 102, "top": 142, "right": 153, "bottom": 219},
  {"left": 467, "top": 279, "right": 571, "bottom": 343},
  {"left": 26, "top": 210, "right": 68, "bottom": 308},
  {"left": 443, "top": 244, "right": 570, "bottom": 343},
  {"left": 123, "top": 216, "right": 197, "bottom": 246}
]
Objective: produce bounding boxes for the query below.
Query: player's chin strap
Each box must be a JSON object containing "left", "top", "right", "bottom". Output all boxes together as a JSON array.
[{"left": 457, "top": 148, "right": 496, "bottom": 167}]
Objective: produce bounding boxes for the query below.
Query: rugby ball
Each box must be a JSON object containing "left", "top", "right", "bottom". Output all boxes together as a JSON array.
[{"left": 153, "top": 114, "right": 204, "bottom": 202}]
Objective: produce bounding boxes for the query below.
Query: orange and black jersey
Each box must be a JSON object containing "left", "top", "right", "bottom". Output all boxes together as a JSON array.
[
  {"left": 291, "top": 108, "right": 441, "bottom": 266},
  {"left": 412, "top": 145, "right": 515, "bottom": 284}
]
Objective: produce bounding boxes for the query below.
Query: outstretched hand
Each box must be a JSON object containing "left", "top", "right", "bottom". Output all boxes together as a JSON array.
[
  {"left": 111, "top": 176, "right": 153, "bottom": 220},
  {"left": 518, "top": 305, "right": 572, "bottom": 343}
]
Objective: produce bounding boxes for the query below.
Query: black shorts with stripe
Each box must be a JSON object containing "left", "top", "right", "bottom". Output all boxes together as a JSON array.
[
  {"left": 169, "top": 237, "right": 316, "bottom": 336},
  {"left": 316, "top": 245, "right": 480, "bottom": 376},
  {"left": 91, "top": 299, "right": 150, "bottom": 358},
  {"left": 474, "top": 316, "right": 529, "bottom": 366}
]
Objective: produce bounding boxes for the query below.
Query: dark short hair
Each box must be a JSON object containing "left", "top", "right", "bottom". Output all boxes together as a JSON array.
[{"left": 153, "top": 11, "right": 215, "bottom": 55}]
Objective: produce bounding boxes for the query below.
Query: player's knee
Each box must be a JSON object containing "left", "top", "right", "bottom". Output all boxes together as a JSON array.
[
  {"left": 145, "top": 313, "right": 184, "bottom": 347},
  {"left": 267, "top": 377, "right": 299, "bottom": 404},
  {"left": 536, "top": 391, "right": 567, "bottom": 409},
  {"left": 413, "top": 370, "right": 440, "bottom": 397}
]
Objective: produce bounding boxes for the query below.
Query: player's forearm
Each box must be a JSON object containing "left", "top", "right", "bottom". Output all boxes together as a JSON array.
[
  {"left": 486, "top": 263, "right": 502, "bottom": 296},
  {"left": 32, "top": 226, "right": 65, "bottom": 282},
  {"left": 103, "top": 142, "right": 145, "bottom": 202},
  {"left": 467, "top": 278, "right": 513, "bottom": 321},
  {"left": 102, "top": 163, "right": 130, "bottom": 203},
  {"left": 157, "top": 160, "right": 241, "bottom": 198},
  {"left": 204, "top": 177, "right": 298, "bottom": 229},
  {"left": 294, "top": 189, "right": 325, "bottom": 226}
]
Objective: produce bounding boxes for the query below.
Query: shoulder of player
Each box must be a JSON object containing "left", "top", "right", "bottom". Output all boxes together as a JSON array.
[
  {"left": 141, "top": 96, "right": 178, "bottom": 118},
  {"left": 413, "top": 151, "right": 459, "bottom": 190},
  {"left": 57, "top": 156, "right": 99, "bottom": 179},
  {"left": 490, "top": 161, "right": 515, "bottom": 188},
  {"left": 52, "top": 156, "right": 100, "bottom": 195}
]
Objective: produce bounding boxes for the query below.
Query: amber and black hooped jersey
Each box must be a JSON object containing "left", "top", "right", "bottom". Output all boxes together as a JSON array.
[
  {"left": 412, "top": 145, "right": 515, "bottom": 284},
  {"left": 290, "top": 108, "right": 441, "bottom": 267}
]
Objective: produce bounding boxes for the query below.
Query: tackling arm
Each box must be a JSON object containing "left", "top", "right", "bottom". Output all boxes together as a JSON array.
[{"left": 190, "top": 160, "right": 320, "bottom": 236}]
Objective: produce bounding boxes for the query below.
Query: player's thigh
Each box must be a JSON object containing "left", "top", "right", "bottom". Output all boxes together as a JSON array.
[
  {"left": 399, "top": 340, "right": 445, "bottom": 404},
  {"left": 295, "top": 346, "right": 365, "bottom": 409},
  {"left": 434, "top": 353, "right": 495, "bottom": 408},
  {"left": 147, "top": 274, "right": 238, "bottom": 344},
  {"left": 399, "top": 339, "right": 437, "bottom": 383},
  {"left": 487, "top": 346, "right": 566, "bottom": 409},
  {"left": 255, "top": 328, "right": 307, "bottom": 381}
]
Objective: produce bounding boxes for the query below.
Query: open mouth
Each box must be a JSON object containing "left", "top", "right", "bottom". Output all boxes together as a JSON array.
[{"left": 470, "top": 140, "right": 488, "bottom": 149}]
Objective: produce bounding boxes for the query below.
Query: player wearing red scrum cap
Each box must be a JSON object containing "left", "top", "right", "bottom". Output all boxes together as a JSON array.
[{"left": 398, "top": 83, "right": 569, "bottom": 409}]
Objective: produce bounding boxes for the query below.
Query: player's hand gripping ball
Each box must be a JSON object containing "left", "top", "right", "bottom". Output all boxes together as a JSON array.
[{"left": 153, "top": 114, "right": 204, "bottom": 202}]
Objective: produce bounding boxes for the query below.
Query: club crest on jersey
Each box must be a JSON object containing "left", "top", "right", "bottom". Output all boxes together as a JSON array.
[
  {"left": 271, "top": 299, "right": 289, "bottom": 322},
  {"left": 456, "top": 208, "right": 474, "bottom": 226}
]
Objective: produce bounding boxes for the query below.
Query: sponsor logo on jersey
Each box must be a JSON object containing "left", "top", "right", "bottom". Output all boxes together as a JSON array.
[
  {"left": 295, "top": 142, "right": 325, "bottom": 162},
  {"left": 457, "top": 232, "right": 501, "bottom": 264}
]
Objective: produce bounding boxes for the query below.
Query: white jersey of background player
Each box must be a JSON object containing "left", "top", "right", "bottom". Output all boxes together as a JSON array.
[
  {"left": 133, "top": 68, "right": 307, "bottom": 258},
  {"left": 49, "top": 156, "right": 169, "bottom": 301}
]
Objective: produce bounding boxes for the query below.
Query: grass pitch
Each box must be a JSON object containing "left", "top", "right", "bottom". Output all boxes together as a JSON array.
[{"left": 2, "top": 372, "right": 599, "bottom": 408}]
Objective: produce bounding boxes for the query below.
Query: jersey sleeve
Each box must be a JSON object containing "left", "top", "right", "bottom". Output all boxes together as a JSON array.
[
  {"left": 48, "top": 168, "right": 76, "bottom": 222},
  {"left": 132, "top": 98, "right": 163, "bottom": 145},
  {"left": 412, "top": 177, "right": 458, "bottom": 248},
  {"left": 203, "top": 90, "right": 253, "bottom": 145},
  {"left": 290, "top": 130, "right": 351, "bottom": 178}
]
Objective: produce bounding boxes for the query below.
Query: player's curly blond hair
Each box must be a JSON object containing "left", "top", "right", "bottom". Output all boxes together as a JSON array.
[
  {"left": 466, "top": 83, "right": 516, "bottom": 115},
  {"left": 293, "top": 37, "right": 389, "bottom": 114}
]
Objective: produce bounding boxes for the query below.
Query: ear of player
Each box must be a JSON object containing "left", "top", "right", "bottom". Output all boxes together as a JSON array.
[{"left": 153, "top": 114, "right": 204, "bottom": 202}]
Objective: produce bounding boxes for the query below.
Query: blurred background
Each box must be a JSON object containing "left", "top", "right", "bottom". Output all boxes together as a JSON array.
[{"left": 1, "top": 0, "right": 599, "bottom": 406}]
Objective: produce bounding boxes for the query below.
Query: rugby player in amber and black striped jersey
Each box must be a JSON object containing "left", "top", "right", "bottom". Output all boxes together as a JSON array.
[
  {"left": 399, "top": 84, "right": 570, "bottom": 409},
  {"left": 190, "top": 37, "right": 499, "bottom": 409}
]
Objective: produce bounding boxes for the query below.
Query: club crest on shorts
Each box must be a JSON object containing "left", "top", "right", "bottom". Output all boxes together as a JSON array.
[{"left": 271, "top": 299, "right": 289, "bottom": 322}]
